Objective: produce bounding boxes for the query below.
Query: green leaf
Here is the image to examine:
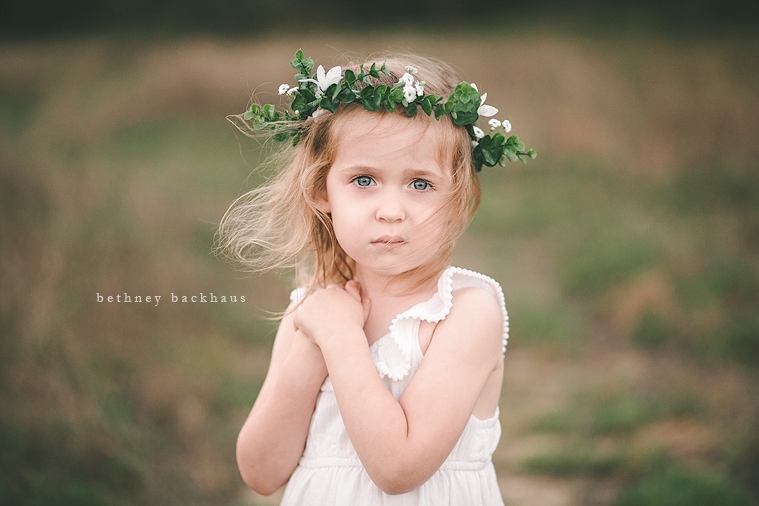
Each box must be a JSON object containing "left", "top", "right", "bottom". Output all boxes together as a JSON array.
[
  {"left": 243, "top": 110, "right": 255, "bottom": 121},
  {"left": 291, "top": 94, "right": 308, "bottom": 113},
  {"left": 527, "top": 149, "right": 537, "bottom": 159},
  {"left": 272, "top": 130, "right": 289, "bottom": 142},
  {"left": 319, "top": 97, "right": 338, "bottom": 113},
  {"left": 360, "top": 86, "right": 375, "bottom": 99},
  {"left": 421, "top": 96, "right": 432, "bottom": 116},
  {"left": 362, "top": 95, "right": 379, "bottom": 112},
  {"left": 299, "top": 88, "right": 317, "bottom": 103},
  {"left": 263, "top": 104, "right": 279, "bottom": 121},
  {"left": 492, "top": 132, "right": 507, "bottom": 145},
  {"left": 382, "top": 95, "right": 397, "bottom": 112},
  {"left": 369, "top": 62, "right": 380, "bottom": 79},
  {"left": 329, "top": 83, "right": 341, "bottom": 100},
  {"left": 478, "top": 136, "right": 499, "bottom": 166},
  {"left": 344, "top": 69, "right": 356, "bottom": 85},
  {"left": 451, "top": 110, "right": 477, "bottom": 126},
  {"left": 337, "top": 86, "right": 356, "bottom": 103},
  {"left": 511, "top": 136, "right": 525, "bottom": 150},
  {"left": 380, "top": 62, "right": 389, "bottom": 74},
  {"left": 405, "top": 102, "right": 418, "bottom": 118},
  {"left": 291, "top": 49, "right": 314, "bottom": 75}
]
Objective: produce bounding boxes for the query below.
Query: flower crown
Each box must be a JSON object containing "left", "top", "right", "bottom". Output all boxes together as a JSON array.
[{"left": 243, "top": 50, "right": 536, "bottom": 171}]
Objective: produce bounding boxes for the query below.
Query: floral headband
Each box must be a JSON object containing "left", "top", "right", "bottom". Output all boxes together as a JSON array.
[{"left": 243, "top": 50, "right": 535, "bottom": 171}]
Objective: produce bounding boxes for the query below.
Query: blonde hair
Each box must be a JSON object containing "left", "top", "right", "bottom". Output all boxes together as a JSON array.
[{"left": 216, "top": 53, "right": 481, "bottom": 291}]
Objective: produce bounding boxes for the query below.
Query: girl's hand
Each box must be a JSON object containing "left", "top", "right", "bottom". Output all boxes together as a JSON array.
[{"left": 294, "top": 280, "right": 371, "bottom": 348}]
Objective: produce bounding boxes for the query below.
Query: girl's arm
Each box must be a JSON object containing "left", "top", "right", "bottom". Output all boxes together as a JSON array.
[
  {"left": 295, "top": 282, "right": 503, "bottom": 495},
  {"left": 236, "top": 303, "right": 328, "bottom": 495}
]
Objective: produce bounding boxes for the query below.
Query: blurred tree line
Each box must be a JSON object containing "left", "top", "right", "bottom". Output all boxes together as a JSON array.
[{"left": 1, "top": 0, "right": 758, "bottom": 38}]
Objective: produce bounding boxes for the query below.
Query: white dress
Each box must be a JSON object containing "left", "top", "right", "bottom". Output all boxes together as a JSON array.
[{"left": 281, "top": 266, "right": 509, "bottom": 506}]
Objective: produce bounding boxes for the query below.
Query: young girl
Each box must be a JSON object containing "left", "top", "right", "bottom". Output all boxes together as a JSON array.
[{"left": 218, "top": 50, "right": 534, "bottom": 505}]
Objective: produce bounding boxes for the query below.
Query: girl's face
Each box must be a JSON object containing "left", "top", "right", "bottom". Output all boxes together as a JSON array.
[{"left": 322, "top": 111, "right": 453, "bottom": 278}]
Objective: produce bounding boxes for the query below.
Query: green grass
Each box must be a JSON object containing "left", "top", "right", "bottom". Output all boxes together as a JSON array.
[
  {"left": 614, "top": 465, "right": 753, "bottom": 506},
  {"left": 508, "top": 301, "right": 584, "bottom": 350},
  {"left": 631, "top": 310, "right": 672, "bottom": 348},
  {"left": 533, "top": 389, "right": 703, "bottom": 439},
  {"left": 520, "top": 446, "right": 628, "bottom": 477}
]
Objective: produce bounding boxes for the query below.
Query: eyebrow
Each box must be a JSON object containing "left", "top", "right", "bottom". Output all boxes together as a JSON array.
[{"left": 336, "top": 165, "right": 442, "bottom": 177}]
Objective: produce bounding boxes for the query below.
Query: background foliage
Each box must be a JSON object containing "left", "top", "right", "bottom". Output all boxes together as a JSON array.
[
  {"left": 1, "top": 8, "right": 758, "bottom": 506},
  {"left": 1, "top": 0, "right": 759, "bottom": 36}
]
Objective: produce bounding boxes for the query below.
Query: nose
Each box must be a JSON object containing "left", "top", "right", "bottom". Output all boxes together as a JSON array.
[{"left": 375, "top": 191, "right": 405, "bottom": 223}]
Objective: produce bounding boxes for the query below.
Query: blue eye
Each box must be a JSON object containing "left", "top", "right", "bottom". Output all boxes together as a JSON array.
[
  {"left": 354, "top": 176, "right": 374, "bottom": 187},
  {"left": 412, "top": 179, "right": 432, "bottom": 191}
]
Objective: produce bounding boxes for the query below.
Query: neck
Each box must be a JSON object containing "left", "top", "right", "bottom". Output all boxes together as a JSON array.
[{"left": 353, "top": 264, "right": 445, "bottom": 305}]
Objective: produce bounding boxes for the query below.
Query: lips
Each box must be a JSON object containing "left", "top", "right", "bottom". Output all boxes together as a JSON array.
[{"left": 371, "top": 235, "right": 405, "bottom": 250}]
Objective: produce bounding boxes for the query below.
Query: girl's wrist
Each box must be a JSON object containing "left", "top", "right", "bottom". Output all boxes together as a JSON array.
[
  {"left": 314, "top": 322, "right": 366, "bottom": 353},
  {"left": 289, "top": 331, "right": 328, "bottom": 380}
]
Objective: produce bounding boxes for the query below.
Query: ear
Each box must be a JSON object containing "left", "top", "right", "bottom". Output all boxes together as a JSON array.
[{"left": 314, "top": 192, "right": 330, "bottom": 214}]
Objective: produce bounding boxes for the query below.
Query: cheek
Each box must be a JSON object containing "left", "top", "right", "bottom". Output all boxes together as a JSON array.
[{"left": 328, "top": 201, "right": 362, "bottom": 244}]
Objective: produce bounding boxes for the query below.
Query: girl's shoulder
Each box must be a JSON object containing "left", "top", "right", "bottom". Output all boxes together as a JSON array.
[
  {"left": 396, "top": 266, "right": 509, "bottom": 353},
  {"left": 443, "top": 267, "right": 509, "bottom": 353}
]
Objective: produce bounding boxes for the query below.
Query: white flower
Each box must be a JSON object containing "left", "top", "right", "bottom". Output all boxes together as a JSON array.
[
  {"left": 473, "top": 126, "right": 485, "bottom": 139},
  {"left": 403, "top": 84, "right": 417, "bottom": 103},
  {"left": 478, "top": 92, "right": 498, "bottom": 117},
  {"left": 488, "top": 118, "right": 501, "bottom": 129},
  {"left": 312, "top": 109, "right": 326, "bottom": 122},
  {"left": 415, "top": 81, "right": 424, "bottom": 97},
  {"left": 471, "top": 140, "right": 479, "bottom": 147},
  {"left": 405, "top": 65, "right": 418, "bottom": 74},
  {"left": 278, "top": 83, "right": 290, "bottom": 95},
  {"left": 502, "top": 119, "right": 512, "bottom": 133},
  {"left": 399, "top": 72, "right": 415, "bottom": 86},
  {"left": 286, "top": 87, "right": 298, "bottom": 96},
  {"left": 300, "top": 65, "right": 343, "bottom": 93},
  {"left": 471, "top": 83, "right": 479, "bottom": 91}
]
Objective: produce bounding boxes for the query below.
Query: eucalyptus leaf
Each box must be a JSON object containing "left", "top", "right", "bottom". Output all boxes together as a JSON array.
[
  {"left": 362, "top": 96, "right": 379, "bottom": 112},
  {"left": 319, "top": 97, "right": 337, "bottom": 113},
  {"left": 421, "top": 97, "right": 432, "bottom": 116}
]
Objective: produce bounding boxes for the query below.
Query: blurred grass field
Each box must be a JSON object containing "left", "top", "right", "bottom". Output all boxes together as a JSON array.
[{"left": 1, "top": 32, "right": 758, "bottom": 506}]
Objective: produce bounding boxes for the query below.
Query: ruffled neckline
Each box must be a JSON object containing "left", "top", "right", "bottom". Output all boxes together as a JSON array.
[{"left": 369, "top": 266, "right": 509, "bottom": 382}]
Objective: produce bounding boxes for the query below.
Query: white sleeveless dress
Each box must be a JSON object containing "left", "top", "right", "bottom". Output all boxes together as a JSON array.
[{"left": 280, "top": 266, "right": 509, "bottom": 506}]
